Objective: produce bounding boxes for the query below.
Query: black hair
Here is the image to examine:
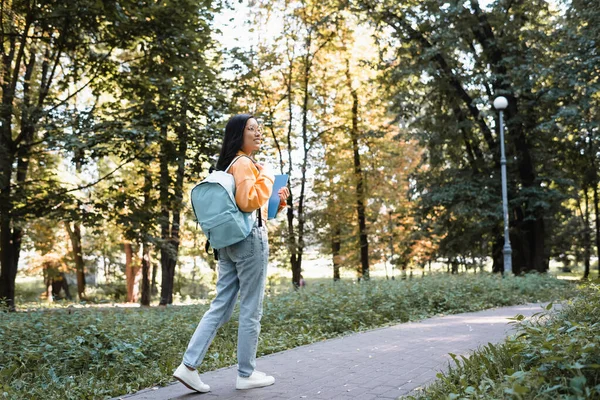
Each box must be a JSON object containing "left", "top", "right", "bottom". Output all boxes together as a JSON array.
[{"left": 216, "top": 113, "right": 254, "bottom": 171}]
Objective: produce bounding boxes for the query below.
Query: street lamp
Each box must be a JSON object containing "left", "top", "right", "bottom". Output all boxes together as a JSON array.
[{"left": 493, "top": 96, "right": 512, "bottom": 275}]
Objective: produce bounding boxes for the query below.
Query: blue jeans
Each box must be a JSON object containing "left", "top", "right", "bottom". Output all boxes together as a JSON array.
[{"left": 183, "top": 222, "right": 269, "bottom": 377}]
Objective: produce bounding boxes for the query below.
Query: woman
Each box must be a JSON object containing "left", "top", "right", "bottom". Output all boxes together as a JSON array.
[{"left": 173, "top": 114, "right": 290, "bottom": 392}]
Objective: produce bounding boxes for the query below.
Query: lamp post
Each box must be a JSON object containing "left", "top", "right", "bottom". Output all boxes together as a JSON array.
[{"left": 493, "top": 96, "right": 512, "bottom": 275}]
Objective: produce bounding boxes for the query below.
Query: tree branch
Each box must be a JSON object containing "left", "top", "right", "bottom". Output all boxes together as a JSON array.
[
  {"left": 54, "top": 51, "right": 114, "bottom": 106},
  {"left": 0, "top": 0, "right": 5, "bottom": 56},
  {"left": 382, "top": 10, "right": 496, "bottom": 154},
  {"left": 13, "top": 145, "right": 150, "bottom": 213},
  {"left": 9, "top": 1, "right": 33, "bottom": 98}
]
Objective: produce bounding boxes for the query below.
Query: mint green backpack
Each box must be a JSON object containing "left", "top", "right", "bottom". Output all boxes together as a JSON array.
[{"left": 190, "top": 156, "right": 257, "bottom": 250}]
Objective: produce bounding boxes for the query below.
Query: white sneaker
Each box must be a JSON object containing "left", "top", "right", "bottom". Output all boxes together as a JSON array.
[
  {"left": 236, "top": 370, "right": 275, "bottom": 390},
  {"left": 173, "top": 363, "right": 210, "bottom": 393}
]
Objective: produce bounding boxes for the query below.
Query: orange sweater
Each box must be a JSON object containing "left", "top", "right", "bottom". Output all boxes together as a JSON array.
[{"left": 228, "top": 152, "right": 275, "bottom": 222}]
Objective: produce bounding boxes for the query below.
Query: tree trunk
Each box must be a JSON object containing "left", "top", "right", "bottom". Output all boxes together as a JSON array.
[
  {"left": 451, "top": 259, "right": 459, "bottom": 274},
  {"left": 0, "top": 218, "right": 18, "bottom": 311},
  {"left": 0, "top": 79, "right": 19, "bottom": 311},
  {"left": 159, "top": 124, "right": 174, "bottom": 305},
  {"left": 160, "top": 122, "right": 187, "bottom": 305},
  {"left": 43, "top": 264, "right": 53, "bottom": 303},
  {"left": 141, "top": 160, "right": 153, "bottom": 306},
  {"left": 0, "top": 9, "right": 67, "bottom": 310},
  {"left": 151, "top": 261, "right": 158, "bottom": 296},
  {"left": 0, "top": 16, "right": 27, "bottom": 311},
  {"left": 594, "top": 182, "right": 600, "bottom": 277},
  {"left": 65, "top": 222, "right": 86, "bottom": 300},
  {"left": 10, "top": 53, "right": 36, "bottom": 293},
  {"left": 284, "top": 45, "right": 301, "bottom": 288},
  {"left": 495, "top": 108, "right": 548, "bottom": 275},
  {"left": 289, "top": 37, "right": 314, "bottom": 288},
  {"left": 389, "top": 212, "right": 396, "bottom": 280},
  {"left": 55, "top": 273, "right": 71, "bottom": 300},
  {"left": 332, "top": 223, "right": 341, "bottom": 281},
  {"left": 103, "top": 246, "right": 109, "bottom": 284},
  {"left": 124, "top": 241, "right": 141, "bottom": 303},
  {"left": 168, "top": 124, "right": 187, "bottom": 302},
  {"left": 346, "top": 60, "right": 369, "bottom": 280},
  {"left": 582, "top": 188, "right": 591, "bottom": 280},
  {"left": 141, "top": 242, "right": 151, "bottom": 306},
  {"left": 294, "top": 49, "right": 312, "bottom": 288}
]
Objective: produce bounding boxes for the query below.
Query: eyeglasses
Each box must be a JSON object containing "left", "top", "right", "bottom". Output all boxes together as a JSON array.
[{"left": 247, "top": 124, "right": 263, "bottom": 133}]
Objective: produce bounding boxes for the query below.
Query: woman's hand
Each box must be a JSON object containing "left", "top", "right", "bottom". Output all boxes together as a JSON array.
[{"left": 278, "top": 187, "right": 290, "bottom": 202}]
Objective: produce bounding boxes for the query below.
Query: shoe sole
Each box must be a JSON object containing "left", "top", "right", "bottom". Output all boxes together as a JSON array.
[
  {"left": 236, "top": 381, "right": 275, "bottom": 390},
  {"left": 173, "top": 375, "right": 210, "bottom": 393}
]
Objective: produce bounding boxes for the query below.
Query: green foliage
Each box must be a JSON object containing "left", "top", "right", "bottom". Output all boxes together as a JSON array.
[
  {"left": 351, "top": 0, "right": 590, "bottom": 273},
  {"left": 0, "top": 273, "right": 574, "bottom": 399},
  {"left": 408, "top": 283, "right": 600, "bottom": 399}
]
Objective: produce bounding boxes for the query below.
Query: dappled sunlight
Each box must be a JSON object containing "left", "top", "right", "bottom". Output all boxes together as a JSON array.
[
  {"left": 397, "top": 307, "right": 548, "bottom": 331},
  {"left": 400, "top": 317, "right": 514, "bottom": 330},
  {"left": 556, "top": 275, "right": 585, "bottom": 281}
]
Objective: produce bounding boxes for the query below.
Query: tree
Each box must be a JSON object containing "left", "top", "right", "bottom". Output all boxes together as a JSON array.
[
  {"left": 344, "top": 58, "right": 370, "bottom": 279},
  {"left": 307, "top": 12, "right": 420, "bottom": 280},
  {"left": 354, "top": 0, "right": 570, "bottom": 274},
  {"left": 85, "top": 0, "right": 223, "bottom": 305},
  {"left": 550, "top": 0, "right": 600, "bottom": 278},
  {"left": 235, "top": 0, "right": 341, "bottom": 286},
  {"left": 0, "top": 0, "right": 224, "bottom": 309},
  {"left": 0, "top": 0, "right": 143, "bottom": 309}
]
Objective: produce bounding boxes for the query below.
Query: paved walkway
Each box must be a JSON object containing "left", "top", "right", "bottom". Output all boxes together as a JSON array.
[{"left": 116, "top": 303, "right": 551, "bottom": 400}]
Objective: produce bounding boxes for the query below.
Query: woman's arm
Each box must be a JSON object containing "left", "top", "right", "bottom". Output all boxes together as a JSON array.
[{"left": 230, "top": 157, "right": 274, "bottom": 212}]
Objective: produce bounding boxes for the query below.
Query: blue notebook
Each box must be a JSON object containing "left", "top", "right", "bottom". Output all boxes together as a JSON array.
[{"left": 268, "top": 174, "right": 289, "bottom": 220}]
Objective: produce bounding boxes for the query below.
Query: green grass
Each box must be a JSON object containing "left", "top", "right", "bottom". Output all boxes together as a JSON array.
[
  {"left": 407, "top": 281, "right": 600, "bottom": 400},
  {"left": 1, "top": 273, "right": 576, "bottom": 400}
]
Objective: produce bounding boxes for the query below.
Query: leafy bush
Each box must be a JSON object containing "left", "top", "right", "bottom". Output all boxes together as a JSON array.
[
  {"left": 408, "top": 282, "right": 600, "bottom": 399},
  {"left": 0, "top": 273, "right": 575, "bottom": 399}
]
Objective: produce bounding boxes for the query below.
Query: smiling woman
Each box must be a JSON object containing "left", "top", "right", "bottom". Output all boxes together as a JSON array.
[
  {"left": 172, "top": 113, "right": 289, "bottom": 393},
  {"left": 241, "top": 118, "right": 263, "bottom": 155}
]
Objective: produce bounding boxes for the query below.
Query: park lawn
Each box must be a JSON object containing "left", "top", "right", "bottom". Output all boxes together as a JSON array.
[
  {"left": 1, "top": 273, "right": 577, "bottom": 400},
  {"left": 408, "top": 282, "right": 600, "bottom": 400}
]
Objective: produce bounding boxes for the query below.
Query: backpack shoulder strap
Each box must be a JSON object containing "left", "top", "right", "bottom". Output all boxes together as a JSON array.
[
  {"left": 224, "top": 155, "right": 252, "bottom": 173},
  {"left": 223, "top": 154, "right": 262, "bottom": 226}
]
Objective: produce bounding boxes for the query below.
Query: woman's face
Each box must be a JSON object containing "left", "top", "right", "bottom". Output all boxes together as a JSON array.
[{"left": 240, "top": 118, "right": 262, "bottom": 155}]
